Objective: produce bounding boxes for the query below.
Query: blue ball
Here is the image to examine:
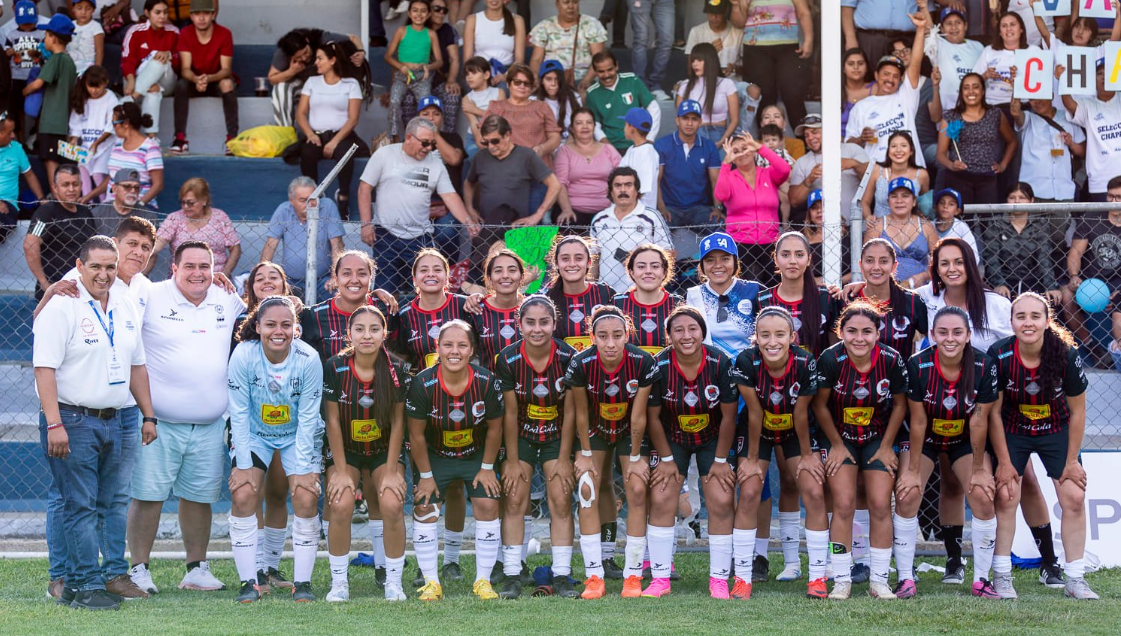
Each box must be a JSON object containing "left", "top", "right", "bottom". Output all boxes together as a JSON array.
[{"left": 1076, "top": 278, "right": 1111, "bottom": 314}]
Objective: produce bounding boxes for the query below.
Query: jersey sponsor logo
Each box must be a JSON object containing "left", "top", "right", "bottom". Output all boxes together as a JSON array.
[
  {"left": 737, "top": 299, "right": 753, "bottom": 314},
  {"left": 564, "top": 336, "right": 592, "bottom": 351},
  {"left": 80, "top": 318, "right": 95, "bottom": 334},
  {"left": 600, "top": 402, "right": 628, "bottom": 421},
  {"left": 931, "top": 418, "right": 965, "bottom": 437},
  {"left": 639, "top": 345, "right": 662, "bottom": 356},
  {"left": 842, "top": 406, "right": 873, "bottom": 427},
  {"left": 1018, "top": 404, "right": 1052, "bottom": 420},
  {"left": 678, "top": 414, "right": 709, "bottom": 433},
  {"left": 351, "top": 418, "right": 382, "bottom": 442},
  {"left": 261, "top": 404, "right": 291, "bottom": 425},
  {"left": 162, "top": 308, "right": 183, "bottom": 322},
  {"left": 443, "top": 428, "right": 474, "bottom": 447},
  {"left": 763, "top": 411, "right": 793, "bottom": 431},
  {"left": 527, "top": 404, "right": 558, "bottom": 420},
  {"left": 424, "top": 353, "right": 439, "bottom": 368}
]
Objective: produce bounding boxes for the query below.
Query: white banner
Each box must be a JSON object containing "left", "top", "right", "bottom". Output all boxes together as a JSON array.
[
  {"left": 1012, "top": 452, "right": 1121, "bottom": 567},
  {"left": 1033, "top": 0, "right": 1073, "bottom": 16},
  {"left": 1080, "top": 0, "right": 1118, "bottom": 20},
  {"left": 1015, "top": 49, "right": 1055, "bottom": 99},
  {"left": 1058, "top": 46, "right": 1097, "bottom": 96}
]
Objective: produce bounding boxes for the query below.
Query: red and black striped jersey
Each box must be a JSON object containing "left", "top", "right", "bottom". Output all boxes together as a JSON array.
[
  {"left": 404, "top": 363, "right": 504, "bottom": 459},
  {"left": 906, "top": 346, "right": 997, "bottom": 451},
  {"left": 301, "top": 296, "right": 395, "bottom": 363},
  {"left": 474, "top": 298, "right": 520, "bottom": 370},
  {"left": 988, "top": 337, "right": 1087, "bottom": 437},
  {"left": 756, "top": 285, "right": 841, "bottom": 356},
  {"left": 649, "top": 346, "right": 738, "bottom": 447},
  {"left": 613, "top": 290, "right": 681, "bottom": 356},
  {"left": 322, "top": 354, "right": 406, "bottom": 456},
  {"left": 494, "top": 339, "right": 577, "bottom": 443},
  {"left": 553, "top": 282, "right": 615, "bottom": 352},
  {"left": 814, "top": 342, "right": 908, "bottom": 444},
  {"left": 856, "top": 288, "right": 928, "bottom": 357},
  {"left": 562, "top": 343, "right": 659, "bottom": 443},
  {"left": 394, "top": 294, "right": 472, "bottom": 373},
  {"left": 733, "top": 345, "right": 818, "bottom": 445}
]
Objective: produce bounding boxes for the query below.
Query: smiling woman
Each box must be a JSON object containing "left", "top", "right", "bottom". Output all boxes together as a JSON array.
[{"left": 152, "top": 178, "right": 241, "bottom": 277}]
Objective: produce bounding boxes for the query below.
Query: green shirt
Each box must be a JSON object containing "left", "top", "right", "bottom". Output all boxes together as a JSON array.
[
  {"left": 584, "top": 73, "right": 654, "bottom": 152},
  {"left": 37, "top": 51, "right": 77, "bottom": 136}
]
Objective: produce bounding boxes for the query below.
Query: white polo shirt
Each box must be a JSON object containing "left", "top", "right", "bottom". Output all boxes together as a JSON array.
[
  {"left": 142, "top": 280, "right": 246, "bottom": 424},
  {"left": 590, "top": 204, "right": 673, "bottom": 294},
  {"left": 33, "top": 280, "right": 146, "bottom": 409}
]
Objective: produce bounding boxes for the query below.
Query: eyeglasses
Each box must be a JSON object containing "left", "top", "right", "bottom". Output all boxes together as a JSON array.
[
  {"left": 418, "top": 139, "right": 437, "bottom": 149},
  {"left": 717, "top": 294, "right": 730, "bottom": 323},
  {"left": 1108, "top": 193, "right": 1121, "bottom": 202},
  {"left": 180, "top": 199, "right": 200, "bottom": 208},
  {"left": 479, "top": 137, "right": 505, "bottom": 147},
  {"left": 431, "top": 5, "right": 448, "bottom": 13},
  {"left": 510, "top": 78, "right": 532, "bottom": 88},
  {"left": 116, "top": 183, "right": 141, "bottom": 192}
]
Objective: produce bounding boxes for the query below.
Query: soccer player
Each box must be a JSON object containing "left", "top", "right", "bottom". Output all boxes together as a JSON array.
[
  {"left": 612, "top": 243, "right": 681, "bottom": 357},
  {"left": 226, "top": 296, "right": 325, "bottom": 603},
  {"left": 406, "top": 321, "right": 505, "bottom": 601},
  {"left": 733, "top": 307, "right": 827, "bottom": 600},
  {"left": 644, "top": 307, "right": 737, "bottom": 599},
  {"left": 988, "top": 293, "right": 1098, "bottom": 600},
  {"left": 812, "top": 301, "right": 908, "bottom": 600},
  {"left": 494, "top": 295, "right": 580, "bottom": 599},
  {"left": 301, "top": 251, "right": 398, "bottom": 364},
  {"left": 322, "top": 306, "right": 409, "bottom": 602},
  {"left": 563, "top": 305, "right": 658, "bottom": 598},
  {"left": 471, "top": 249, "right": 526, "bottom": 369},
  {"left": 896, "top": 307, "right": 999, "bottom": 599}
]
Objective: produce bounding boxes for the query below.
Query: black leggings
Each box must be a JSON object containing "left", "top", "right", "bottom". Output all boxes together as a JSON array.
[
  {"left": 942, "top": 170, "right": 1000, "bottom": 206},
  {"left": 298, "top": 129, "right": 370, "bottom": 218},
  {"left": 740, "top": 43, "right": 809, "bottom": 133}
]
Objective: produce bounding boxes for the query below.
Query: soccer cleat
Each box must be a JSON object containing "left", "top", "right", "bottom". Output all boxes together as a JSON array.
[
  {"left": 868, "top": 581, "right": 898, "bottom": 600},
  {"left": 942, "top": 558, "right": 965, "bottom": 584},
  {"left": 1039, "top": 563, "right": 1064, "bottom": 588},
  {"left": 418, "top": 580, "right": 443, "bottom": 602},
  {"left": 129, "top": 563, "right": 159, "bottom": 595},
  {"left": 669, "top": 564, "right": 681, "bottom": 581},
  {"left": 441, "top": 562, "right": 464, "bottom": 582},
  {"left": 374, "top": 566, "right": 387, "bottom": 588},
  {"left": 498, "top": 578, "right": 521, "bottom": 599},
  {"left": 621, "top": 575, "right": 643, "bottom": 598},
  {"left": 266, "top": 567, "right": 294, "bottom": 590},
  {"left": 179, "top": 561, "right": 226, "bottom": 591},
  {"left": 520, "top": 561, "right": 535, "bottom": 586},
  {"left": 850, "top": 562, "right": 870, "bottom": 584},
  {"left": 1064, "top": 577, "right": 1100, "bottom": 600},
  {"left": 893, "top": 579, "right": 917, "bottom": 599},
  {"left": 256, "top": 569, "right": 273, "bottom": 595},
  {"left": 709, "top": 577, "right": 730, "bottom": 600},
  {"left": 291, "top": 581, "right": 315, "bottom": 602},
  {"left": 752, "top": 555, "right": 769, "bottom": 583},
  {"left": 828, "top": 581, "right": 852, "bottom": 600},
  {"left": 325, "top": 584, "right": 349, "bottom": 603},
  {"left": 993, "top": 572, "right": 1017, "bottom": 600},
  {"left": 384, "top": 581, "right": 407, "bottom": 601},
  {"left": 411, "top": 565, "right": 425, "bottom": 588},
  {"left": 236, "top": 580, "right": 261, "bottom": 603},
  {"left": 603, "top": 557, "right": 624, "bottom": 580},
  {"left": 730, "top": 576, "right": 752, "bottom": 600},
  {"left": 641, "top": 578, "right": 672, "bottom": 598},
  {"left": 776, "top": 563, "right": 802, "bottom": 581},
  {"left": 69, "top": 589, "right": 121, "bottom": 611},
  {"left": 106, "top": 574, "right": 149, "bottom": 600},
  {"left": 553, "top": 575, "right": 580, "bottom": 598},
  {"left": 581, "top": 575, "right": 606, "bottom": 600},
  {"left": 489, "top": 562, "right": 505, "bottom": 585},
  {"left": 806, "top": 578, "right": 828, "bottom": 599},
  {"left": 169, "top": 135, "right": 189, "bottom": 155},
  {"left": 473, "top": 579, "right": 499, "bottom": 600},
  {"left": 972, "top": 579, "right": 999, "bottom": 599}
]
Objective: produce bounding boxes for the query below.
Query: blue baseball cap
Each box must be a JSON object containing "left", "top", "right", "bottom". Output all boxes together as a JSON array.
[
  {"left": 15, "top": 0, "right": 37, "bottom": 25},
  {"left": 888, "top": 176, "right": 917, "bottom": 196},
  {"left": 807, "top": 189, "right": 823, "bottom": 208},
  {"left": 940, "top": 6, "right": 966, "bottom": 22},
  {"left": 934, "top": 187, "right": 962, "bottom": 209},
  {"left": 418, "top": 95, "right": 443, "bottom": 113},
  {"left": 677, "top": 99, "right": 703, "bottom": 118},
  {"left": 539, "top": 59, "right": 564, "bottom": 78},
  {"left": 699, "top": 232, "right": 738, "bottom": 259},
  {"left": 1097, "top": 57, "right": 1106, "bottom": 70},
  {"left": 619, "top": 107, "right": 653, "bottom": 133},
  {"left": 39, "top": 14, "right": 76, "bottom": 37}
]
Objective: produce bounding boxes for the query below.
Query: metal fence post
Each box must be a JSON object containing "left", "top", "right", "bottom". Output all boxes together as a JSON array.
[{"left": 305, "top": 144, "right": 360, "bottom": 306}]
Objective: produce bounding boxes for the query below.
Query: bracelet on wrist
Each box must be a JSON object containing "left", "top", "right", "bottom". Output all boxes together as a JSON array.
[
  {"left": 419, "top": 471, "right": 434, "bottom": 479},
  {"left": 714, "top": 456, "right": 728, "bottom": 464},
  {"left": 46, "top": 422, "right": 64, "bottom": 431},
  {"left": 143, "top": 416, "right": 157, "bottom": 425},
  {"left": 660, "top": 454, "right": 675, "bottom": 464},
  {"left": 480, "top": 462, "right": 494, "bottom": 471},
  {"left": 580, "top": 449, "right": 593, "bottom": 457},
  {"left": 628, "top": 454, "right": 641, "bottom": 463}
]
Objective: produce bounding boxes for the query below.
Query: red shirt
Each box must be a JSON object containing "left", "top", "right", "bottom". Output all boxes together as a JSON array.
[
  {"left": 121, "top": 22, "right": 180, "bottom": 77},
  {"left": 175, "top": 23, "right": 234, "bottom": 76}
]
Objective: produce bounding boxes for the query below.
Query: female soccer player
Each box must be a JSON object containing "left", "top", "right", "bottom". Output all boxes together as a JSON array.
[
  {"left": 895, "top": 307, "right": 999, "bottom": 599},
  {"left": 853, "top": 238, "right": 928, "bottom": 355},
  {"left": 494, "top": 295, "right": 580, "bottom": 599},
  {"left": 564, "top": 305, "right": 658, "bottom": 598},
  {"left": 613, "top": 244, "right": 681, "bottom": 356},
  {"left": 645, "top": 307, "right": 737, "bottom": 599},
  {"left": 322, "top": 306, "right": 409, "bottom": 602},
  {"left": 226, "top": 296, "right": 325, "bottom": 603},
  {"left": 406, "top": 320, "right": 505, "bottom": 602},
  {"left": 988, "top": 293, "right": 1097, "bottom": 600},
  {"left": 546, "top": 235, "right": 616, "bottom": 352},
  {"left": 472, "top": 250, "right": 527, "bottom": 369},
  {"left": 301, "top": 250, "right": 398, "bottom": 364},
  {"left": 733, "top": 306, "right": 828, "bottom": 600},
  {"left": 812, "top": 301, "right": 908, "bottom": 600}
]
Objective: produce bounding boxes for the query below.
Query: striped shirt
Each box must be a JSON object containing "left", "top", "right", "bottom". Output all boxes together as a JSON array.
[
  {"left": 322, "top": 354, "right": 406, "bottom": 456},
  {"left": 814, "top": 342, "right": 908, "bottom": 444},
  {"left": 494, "top": 339, "right": 576, "bottom": 443},
  {"left": 906, "top": 346, "right": 997, "bottom": 452},
  {"left": 650, "top": 346, "right": 738, "bottom": 448},
  {"left": 989, "top": 337, "right": 1087, "bottom": 437},
  {"left": 613, "top": 290, "right": 680, "bottom": 356}
]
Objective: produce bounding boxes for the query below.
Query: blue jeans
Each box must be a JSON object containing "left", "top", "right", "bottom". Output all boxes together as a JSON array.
[
  {"left": 667, "top": 204, "right": 719, "bottom": 232},
  {"left": 289, "top": 274, "right": 332, "bottom": 304},
  {"left": 375, "top": 230, "right": 435, "bottom": 297},
  {"left": 698, "top": 125, "right": 725, "bottom": 147},
  {"left": 368, "top": 0, "right": 385, "bottom": 39},
  {"left": 630, "top": 0, "right": 674, "bottom": 87},
  {"left": 44, "top": 407, "right": 136, "bottom": 591},
  {"left": 528, "top": 181, "right": 548, "bottom": 221},
  {"left": 433, "top": 213, "right": 461, "bottom": 263}
]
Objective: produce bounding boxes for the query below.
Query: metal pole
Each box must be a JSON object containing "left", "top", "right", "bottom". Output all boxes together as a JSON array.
[
  {"left": 848, "top": 162, "right": 877, "bottom": 282},
  {"left": 361, "top": 0, "right": 370, "bottom": 54},
  {"left": 820, "top": 0, "right": 843, "bottom": 286},
  {"left": 965, "top": 202, "right": 1121, "bottom": 215},
  {"left": 305, "top": 144, "right": 360, "bottom": 306}
]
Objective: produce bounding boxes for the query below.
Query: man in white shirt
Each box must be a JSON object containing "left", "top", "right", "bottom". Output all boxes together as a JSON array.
[
  {"left": 1065, "top": 60, "right": 1121, "bottom": 200},
  {"left": 788, "top": 114, "right": 869, "bottom": 222},
  {"left": 591, "top": 166, "right": 675, "bottom": 293},
  {"left": 34, "top": 234, "right": 156, "bottom": 611},
  {"left": 126, "top": 239, "right": 246, "bottom": 595}
]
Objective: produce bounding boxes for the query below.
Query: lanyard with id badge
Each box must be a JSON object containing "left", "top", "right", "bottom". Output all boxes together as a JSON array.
[{"left": 89, "top": 300, "right": 127, "bottom": 385}]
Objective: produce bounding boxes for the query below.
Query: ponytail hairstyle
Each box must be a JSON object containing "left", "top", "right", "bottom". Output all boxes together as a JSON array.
[
  {"left": 238, "top": 295, "right": 298, "bottom": 342},
  {"left": 243, "top": 261, "right": 293, "bottom": 311},
  {"left": 1011, "top": 292, "right": 1077, "bottom": 399},
  {"left": 774, "top": 232, "right": 823, "bottom": 353},
  {"left": 589, "top": 304, "right": 634, "bottom": 338},
  {"left": 499, "top": 0, "right": 515, "bottom": 36},
  {"left": 625, "top": 242, "right": 675, "bottom": 290},
  {"left": 835, "top": 299, "right": 886, "bottom": 338},
  {"left": 545, "top": 234, "right": 595, "bottom": 309},
  {"left": 754, "top": 305, "right": 797, "bottom": 339},
  {"left": 516, "top": 294, "right": 558, "bottom": 323},
  {"left": 860, "top": 238, "right": 910, "bottom": 316},
  {"left": 411, "top": 248, "right": 451, "bottom": 296},
  {"left": 664, "top": 305, "right": 707, "bottom": 342},
  {"left": 930, "top": 237, "right": 988, "bottom": 334},
  {"left": 483, "top": 248, "right": 527, "bottom": 294},
  {"left": 71, "top": 65, "right": 109, "bottom": 115},
  {"left": 932, "top": 306, "right": 976, "bottom": 404},
  {"left": 340, "top": 305, "right": 402, "bottom": 429}
]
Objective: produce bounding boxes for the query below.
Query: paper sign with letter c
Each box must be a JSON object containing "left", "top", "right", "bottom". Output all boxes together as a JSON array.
[
  {"left": 1014, "top": 49, "right": 1054, "bottom": 100},
  {"left": 1032, "top": 0, "right": 1072, "bottom": 17},
  {"left": 1081, "top": 0, "right": 1116, "bottom": 19},
  {"left": 1059, "top": 45, "right": 1097, "bottom": 96}
]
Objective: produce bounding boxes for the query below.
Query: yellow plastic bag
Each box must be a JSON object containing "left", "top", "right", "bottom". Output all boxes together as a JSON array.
[{"left": 225, "top": 126, "right": 297, "bottom": 158}]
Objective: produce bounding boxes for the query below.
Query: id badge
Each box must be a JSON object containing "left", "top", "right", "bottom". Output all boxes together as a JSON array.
[{"left": 106, "top": 352, "right": 127, "bottom": 385}]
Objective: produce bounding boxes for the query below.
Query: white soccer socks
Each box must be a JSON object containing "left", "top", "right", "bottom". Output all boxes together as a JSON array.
[
  {"left": 623, "top": 535, "right": 647, "bottom": 578},
  {"left": 444, "top": 530, "right": 463, "bottom": 565},
  {"left": 475, "top": 519, "right": 502, "bottom": 583},
  {"left": 733, "top": 528, "right": 758, "bottom": 581},
  {"left": 580, "top": 533, "right": 605, "bottom": 578},
  {"left": 852, "top": 509, "right": 871, "bottom": 566},
  {"left": 806, "top": 529, "right": 830, "bottom": 581},
  {"left": 552, "top": 545, "right": 573, "bottom": 577},
  {"left": 647, "top": 524, "right": 674, "bottom": 579},
  {"left": 972, "top": 516, "right": 997, "bottom": 582},
  {"left": 709, "top": 534, "right": 733, "bottom": 579},
  {"left": 413, "top": 521, "right": 440, "bottom": 582},
  {"left": 291, "top": 515, "right": 320, "bottom": 583},
  {"left": 892, "top": 513, "right": 919, "bottom": 582},
  {"left": 229, "top": 514, "right": 259, "bottom": 583},
  {"left": 368, "top": 519, "right": 386, "bottom": 568},
  {"left": 779, "top": 511, "right": 801, "bottom": 568}
]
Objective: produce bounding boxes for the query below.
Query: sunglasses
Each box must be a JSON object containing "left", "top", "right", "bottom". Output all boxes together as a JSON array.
[
  {"left": 112, "top": 118, "right": 126, "bottom": 125},
  {"left": 479, "top": 137, "right": 505, "bottom": 147},
  {"left": 180, "top": 199, "right": 200, "bottom": 208},
  {"left": 431, "top": 5, "right": 448, "bottom": 13},
  {"left": 717, "top": 295, "right": 730, "bottom": 323},
  {"left": 418, "top": 139, "right": 437, "bottom": 149},
  {"left": 510, "top": 78, "right": 532, "bottom": 88},
  {"left": 116, "top": 183, "right": 141, "bottom": 192}
]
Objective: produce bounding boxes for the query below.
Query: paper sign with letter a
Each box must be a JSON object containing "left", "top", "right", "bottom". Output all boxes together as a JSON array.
[
  {"left": 1032, "top": 0, "right": 1072, "bottom": 17},
  {"left": 1081, "top": 0, "right": 1117, "bottom": 19},
  {"left": 1107, "top": 41, "right": 1121, "bottom": 91},
  {"left": 1059, "top": 46, "right": 1097, "bottom": 96},
  {"left": 1014, "top": 49, "right": 1054, "bottom": 100}
]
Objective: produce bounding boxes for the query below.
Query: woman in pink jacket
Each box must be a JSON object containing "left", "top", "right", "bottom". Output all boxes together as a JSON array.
[{"left": 714, "top": 132, "right": 791, "bottom": 286}]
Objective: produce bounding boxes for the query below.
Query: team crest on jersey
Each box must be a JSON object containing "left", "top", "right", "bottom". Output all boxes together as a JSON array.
[
  {"left": 626, "top": 379, "right": 639, "bottom": 396},
  {"left": 876, "top": 378, "right": 891, "bottom": 398},
  {"left": 738, "top": 299, "right": 753, "bottom": 314},
  {"left": 892, "top": 316, "right": 910, "bottom": 335},
  {"left": 704, "top": 384, "right": 719, "bottom": 403},
  {"left": 472, "top": 400, "right": 486, "bottom": 418},
  {"left": 789, "top": 382, "right": 801, "bottom": 398},
  {"left": 622, "top": 92, "right": 634, "bottom": 105},
  {"left": 556, "top": 378, "right": 565, "bottom": 392}
]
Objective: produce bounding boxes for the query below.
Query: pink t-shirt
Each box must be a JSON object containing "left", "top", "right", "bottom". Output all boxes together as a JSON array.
[
  {"left": 553, "top": 143, "right": 622, "bottom": 213},
  {"left": 714, "top": 145, "right": 791, "bottom": 245},
  {"left": 156, "top": 207, "right": 241, "bottom": 273}
]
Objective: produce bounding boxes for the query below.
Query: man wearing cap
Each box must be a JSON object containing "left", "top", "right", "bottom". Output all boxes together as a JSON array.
[
  {"left": 789, "top": 114, "right": 869, "bottom": 222},
  {"left": 0, "top": 110, "right": 45, "bottom": 241},
  {"left": 91, "top": 169, "right": 158, "bottom": 237},
  {"left": 618, "top": 107, "right": 660, "bottom": 209},
  {"left": 841, "top": 0, "right": 943, "bottom": 72},
  {"left": 1064, "top": 60, "right": 1121, "bottom": 201},
  {"left": 654, "top": 99, "right": 722, "bottom": 230},
  {"left": 25, "top": 164, "right": 96, "bottom": 299},
  {"left": 416, "top": 95, "right": 467, "bottom": 261},
  {"left": 844, "top": 9, "right": 929, "bottom": 168},
  {"left": 685, "top": 0, "right": 743, "bottom": 78},
  {"left": 585, "top": 50, "right": 662, "bottom": 153},
  {"left": 590, "top": 165, "right": 674, "bottom": 294},
  {"left": 1, "top": 0, "right": 49, "bottom": 138},
  {"left": 170, "top": 0, "right": 237, "bottom": 155}
]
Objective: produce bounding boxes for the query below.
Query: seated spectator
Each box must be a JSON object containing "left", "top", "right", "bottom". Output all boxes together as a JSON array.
[
  {"left": 399, "top": 0, "right": 461, "bottom": 136},
  {"left": 931, "top": 188, "right": 978, "bottom": 261},
  {"left": 801, "top": 190, "right": 852, "bottom": 285},
  {"left": 655, "top": 99, "right": 722, "bottom": 230},
  {"left": 674, "top": 42, "right": 738, "bottom": 147},
  {"left": 91, "top": 168, "right": 157, "bottom": 237},
  {"left": 860, "top": 130, "right": 929, "bottom": 222},
  {"left": 268, "top": 28, "right": 363, "bottom": 127},
  {"left": 0, "top": 111, "right": 45, "bottom": 241},
  {"left": 528, "top": 0, "right": 607, "bottom": 91},
  {"left": 788, "top": 114, "right": 870, "bottom": 223},
  {"left": 261, "top": 175, "right": 344, "bottom": 300},
  {"left": 68, "top": 0, "right": 104, "bottom": 76},
  {"left": 170, "top": 0, "right": 237, "bottom": 155},
  {"left": 415, "top": 95, "right": 466, "bottom": 261},
  {"left": 1063, "top": 60, "right": 1121, "bottom": 201},
  {"left": 88, "top": 102, "right": 163, "bottom": 207},
  {"left": 24, "top": 165, "right": 95, "bottom": 298},
  {"left": 585, "top": 50, "right": 661, "bottom": 153},
  {"left": 121, "top": 0, "right": 180, "bottom": 135},
  {"left": 935, "top": 73, "right": 1016, "bottom": 205},
  {"left": 1064, "top": 176, "right": 1121, "bottom": 361},
  {"left": 533, "top": 59, "right": 581, "bottom": 138},
  {"left": 982, "top": 182, "right": 1059, "bottom": 301},
  {"left": 618, "top": 107, "right": 659, "bottom": 210},
  {"left": 68, "top": 65, "right": 118, "bottom": 199},
  {"left": 555, "top": 107, "right": 621, "bottom": 227},
  {"left": 841, "top": 0, "right": 920, "bottom": 69},
  {"left": 862, "top": 176, "right": 938, "bottom": 288},
  {"left": 384, "top": 0, "right": 442, "bottom": 142},
  {"left": 460, "top": 56, "right": 504, "bottom": 161},
  {"left": 731, "top": 0, "right": 814, "bottom": 135},
  {"left": 841, "top": 48, "right": 874, "bottom": 135},
  {"left": 684, "top": 0, "right": 743, "bottom": 79},
  {"left": 164, "top": 0, "right": 220, "bottom": 28},
  {"left": 757, "top": 104, "right": 804, "bottom": 160},
  {"left": 153, "top": 177, "right": 240, "bottom": 276},
  {"left": 296, "top": 41, "right": 371, "bottom": 220},
  {"left": 591, "top": 166, "right": 674, "bottom": 294},
  {"left": 463, "top": 0, "right": 525, "bottom": 88}
]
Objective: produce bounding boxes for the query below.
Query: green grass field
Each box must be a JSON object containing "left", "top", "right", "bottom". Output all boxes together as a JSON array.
[{"left": 1, "top": 554, "right": 1118, "bottom": 636}]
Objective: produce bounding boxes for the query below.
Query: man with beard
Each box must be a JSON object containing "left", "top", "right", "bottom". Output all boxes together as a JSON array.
[{"left": 91, "top": 169, "right": 158, "bottom": 237}]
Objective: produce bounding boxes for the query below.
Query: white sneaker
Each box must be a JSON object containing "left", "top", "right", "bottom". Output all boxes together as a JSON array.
[
  {"left": 993, "top": 571, "right": 1018, "bottom": 600},
  {"left": 178, "top": 561, "right": 226, "bottom": 591},
  {"left": 385, "top": 0, "right": 409, "bottom": 20},
  {"left": 129, "top": 563, "right": 159, "bottom": 595},
  {"left": 651, "top": 89, "right": 672, "bottom": 102},
  {"left": 1064, "top": 577, "right": 1100, "bottom": 600},
  {"left": 326, "top": 584, "right": 350, "bottom": 602},
  {"left": 776, "top": 563, "right": 802, "bottom": 581},
  {"left": 384, "top": 581, "right": 407, "bottom": 601},
  {"left": 868, "top": 581, "right": 898, "bottom": 600},
  {"left": 827, "top": 580, "right": 851, "bottom": 600}
]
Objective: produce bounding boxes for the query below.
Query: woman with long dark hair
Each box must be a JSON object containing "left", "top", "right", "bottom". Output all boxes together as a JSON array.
[
  {"left": 472, "top": 249, "right": 526, "bottom": 369},
  {"left": 613, "top": 244, "right": 680, "bottom": 356},
  {"left": 533, "top": 60, "right": 582, "bottom": 136},
  {"left": 675, "top": 42, "right": 739, "bottom": 146},
  {"left": 545, "top": 235, "right": 616, "bottom": 352},
  {"left": 851, "top": 238, "right": 928, "bottom": 355},
  {"left": 936, "top": 72, "right": 1016, "bottom": 206},
  {"left": 859, "top": 131, "right": 929, "bottom": 223},
  {"left": 841, "top": 48, "right": 874, "bottom": 135}
]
